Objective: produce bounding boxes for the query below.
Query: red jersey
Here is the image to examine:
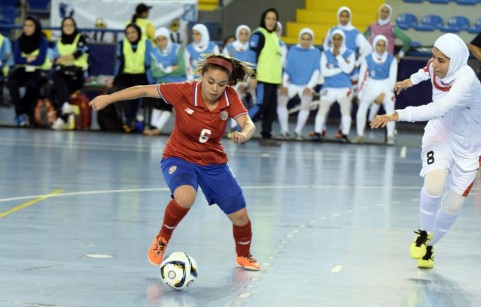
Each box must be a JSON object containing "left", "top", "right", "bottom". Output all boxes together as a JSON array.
[{"left": 157, "top": 81, "right": 248, "bottom": 165}]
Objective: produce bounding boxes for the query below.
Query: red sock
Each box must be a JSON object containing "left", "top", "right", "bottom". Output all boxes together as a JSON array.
[
  {"left": 233, "top": 220, "right": 252, "bottom": 257},
  {"left": 159, "top": 199, "right": 190, "bottom": 241}
]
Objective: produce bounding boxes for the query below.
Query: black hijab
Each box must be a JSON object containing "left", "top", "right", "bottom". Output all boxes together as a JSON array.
[
  {"left": 125, "top": 23, "right": 142, "bottom": 46},
  {"left": 259, "top": 8, "right": 279, "bottom": 33},
  {"left": 60, "top": 17, "right": 79, "bottom": 44},
  {"left": 18, "top": 16, "right": 44, "bottom": 54}
]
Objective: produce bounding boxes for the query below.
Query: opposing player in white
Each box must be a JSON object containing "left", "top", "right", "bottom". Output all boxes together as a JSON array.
[
  {"left": 355, "top": 35, "right": 397, "bottom": 144},
  {"left": 277, "top": 28, "right": 320, "bottom": 140},
  {"left": 371, "top": 33, "right": 481, "bottom": 268}
]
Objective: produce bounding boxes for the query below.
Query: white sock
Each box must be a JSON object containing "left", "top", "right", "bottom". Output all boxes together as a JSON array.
[
  {"left": 277, "top": 95, "right": 289, "bottom": 134},
  {"left": 341, "top": 115, "right": 351, "bottom": 135},
  {"left": 429, "top": 188, "right": 465, "bottom": 245},
  {"left": 154, "top": 111, "right": 171, "bottom": 130},
  {"left": 314, "top": 115, "right": 325, "bottom": 134},
  {"left": 295, "top": 110, "right": 309, "bottom": 134},
  {"left": 419, "top": 189, "right": 442, "bottom": 233}
]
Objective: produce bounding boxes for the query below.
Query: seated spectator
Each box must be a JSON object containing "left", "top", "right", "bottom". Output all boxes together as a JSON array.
[
  {"left": 223, "top": 25, "right": 256, "bottom": 133},
  {"left": 50, "top": 17, "right": 90, "bottom": 130},
  {"left": 7, "top": 16, "right": 51, "bottom": 127},
  {"left": 184, "top": 23, "right": 220, "bottom": 80},
  {"left": 355, "top": 35, "right": 398, "bottom": 145},
  {"left": 277, "top": 28, "right": 320, "bottom": 140},
  {"left": 110, "top": 23, "right": 153, "bottom": 132},
  {"left": 145, "top": 27, "right": 187, "bottom": 136},
  {"left": 311, "top": 29, "right": 355, "bottom": 143}
]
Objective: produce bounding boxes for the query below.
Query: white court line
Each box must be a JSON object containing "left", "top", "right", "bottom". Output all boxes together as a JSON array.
[
  {"left": 1, "top": 184, "right": 477, "bottom": 203},
  {"left": 0, "top": 184, "right": 425, "bottom": 203},
  {"left": 400, "top": 146, "right": 407, "bottom": 158}
]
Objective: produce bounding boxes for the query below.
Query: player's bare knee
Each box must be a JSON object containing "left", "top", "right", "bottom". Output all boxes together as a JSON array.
[
  {"left": 173, "top": 186, "right": 196, "bottom": 208},
  {"left": 228, "top": 209, "right": 249, "bottom": 226},
  {"left": 422, "top": 185, "right": 444, "bottom": 198}
]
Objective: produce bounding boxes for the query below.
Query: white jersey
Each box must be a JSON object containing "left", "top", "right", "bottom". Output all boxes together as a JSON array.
[{"left": 397, "top": 59, "right": 481, "bottom": 158}]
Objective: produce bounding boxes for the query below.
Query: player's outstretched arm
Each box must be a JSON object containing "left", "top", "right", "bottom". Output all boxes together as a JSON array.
[
  {"left": 394, "top": 78, "right": 413, "bottom": 95},
  {"left": 232, "top": 114, "right": 256, "bottom": 144},
  {"left": 90, "top": 85, "right": 159, "bottom": 111},
  {"left": 370, "top": 112, "right": 399, "bottom": 129}
]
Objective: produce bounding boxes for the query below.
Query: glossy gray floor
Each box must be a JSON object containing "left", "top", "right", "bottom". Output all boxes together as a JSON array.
[{"left": 1, "top": 127, "right": 480, "bottom": 307}]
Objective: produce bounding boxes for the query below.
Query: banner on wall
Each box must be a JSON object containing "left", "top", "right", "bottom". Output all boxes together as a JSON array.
[{"left": 50, "top": 0, "right": 197, "bottom": 44}]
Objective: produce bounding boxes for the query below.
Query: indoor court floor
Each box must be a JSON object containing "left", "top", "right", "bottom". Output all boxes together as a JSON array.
[{"left": 1, "top": 126, "right": 480, "bottom": 307}]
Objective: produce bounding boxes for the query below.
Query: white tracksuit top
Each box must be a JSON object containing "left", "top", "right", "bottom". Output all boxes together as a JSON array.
[{"left": 397, "top": 59, "right": 481, "bottom": 158}]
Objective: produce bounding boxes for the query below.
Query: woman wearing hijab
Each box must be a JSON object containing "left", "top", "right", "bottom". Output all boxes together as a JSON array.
[
  {"left": 310, "top": 29, "right": 354, "bottom": 143},
  {"left": 371, "top": 33, "right": 481, "bottom": 269},
  {"left": 277, "top": 28, "right": 320, "bottom": 140},
  {"left": 247, "top": 8, "right": 283, "bottom": 146},
  {"left": 145, "top": 27, "right": 186, "bottom": 136},
  {"left": 355, "top": 35, "right": 397, "bottom": 145},
  {"left": 365, "top": 4, "right": 412, "bottom": 62},
  {"left": 223, "top": 25, "right": 256, "bottom": 132},
  {"left": 50, "top": 17, "right": 90, "bottom": 130},
  {"left": 323, "top": 6, "right": 372, "bottom": 87},
  {"left": 7, "top": 16, "right": 51, "bottom": 127},
  {"left": 108, "top": 23, "right": 153, "bottom": 132},
  {"left": 322, "top": 6, "right": 372, "bottom": 139},
  {"left": 184, "top": 23, "right": 220, "bottom": 80}
]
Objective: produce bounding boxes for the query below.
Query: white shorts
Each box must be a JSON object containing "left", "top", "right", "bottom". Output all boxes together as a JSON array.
[
  {"left": 420, "top": 132, "right": 480, "bottom": 196},
  {"left": 320, "top": 87, "right": 352, "bottom": 104},
  {"left": 284, "top": 84, "right": 311, "bottom": 99}
]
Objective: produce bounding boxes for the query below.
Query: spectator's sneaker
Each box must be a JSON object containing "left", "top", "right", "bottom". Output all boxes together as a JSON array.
[
  {"left": 147, "top": 236, "right": 168, "bottom": 266},
  {"left": 417, "top": 245, "right": 434, "bottom": 269},
  {"left": 386, "top": 137, "right": 395, "bottom": 146},
  {"left": 309, "top": 131, "right": 322, "bottom": 142},
  {"left": 15, "top": 114, "right": 28, "bottom": 127},
  {"left": 236, "top": 253, "right": 261, "bottom": 271},
  {"left": 353, "top": 136, "right": 365, "bottom": 144},
  {"left": 295, "top": 132, "right": 303, "bottom": 141},
  {"left": 338, "top": 134, "right": 350, "bottom": 144},
  {"left": 274, "top": 132, "right": 290, "bottom": 140},
  {"left": 410, "top": 229, "right": 432, "bottom": 259},
  {"left": 51, "top": 118, "right": 66, "bottom": 130}
]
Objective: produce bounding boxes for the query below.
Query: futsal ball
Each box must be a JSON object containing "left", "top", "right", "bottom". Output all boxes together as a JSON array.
[{"left": 160, "top": 252, "right": 198, "bottom": 290}]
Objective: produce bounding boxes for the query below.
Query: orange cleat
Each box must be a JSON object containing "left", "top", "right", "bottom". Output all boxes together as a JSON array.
[
  {"left": 147, "top": 236, "right": 168, "bottom": 266},
  {"left": 236, "top": 253, "right": 261, "bottom": 271}
]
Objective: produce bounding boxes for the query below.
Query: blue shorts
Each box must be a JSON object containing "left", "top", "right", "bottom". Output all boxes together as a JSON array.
[{"left": 161, "top": 157, "right": 246, "bottom": 214}]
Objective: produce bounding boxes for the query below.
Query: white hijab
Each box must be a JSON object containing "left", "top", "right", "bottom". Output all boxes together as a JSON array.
[
  {"left": 337, "top": 6, "right": 354, "bottom": 31},
  {"left": 154, "top": 27, "right": 173, "bottom": 55},
  {"left": 378, "top": 4, "right": 392, "bottom": 27},
  {"left": 276, "top": 21, "right": 283, "bottom": 37},
  {"left": 433, "top": 33, "right": 469, "bottom": 84},
  {"left": 191, "top": 23, "right": 210, "bottom": 52},
  {"left": 372, "top": 34, "right": 388, "bottom": 62},
  {"left": 330, "top": 29, "right": 347, "bottom": 54},
  {"left": 232, "top": 25, "right": 250, "bottom": 52},
  {"left": 296, "top": 27, "right": 315, "bottom": 49}
]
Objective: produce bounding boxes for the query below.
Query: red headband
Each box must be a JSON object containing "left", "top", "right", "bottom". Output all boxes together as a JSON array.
[{"left": 205, "top": 57, "right": 233, "bottom": 74}]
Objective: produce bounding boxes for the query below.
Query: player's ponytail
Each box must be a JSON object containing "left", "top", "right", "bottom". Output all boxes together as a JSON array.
[{"left": 196, "top": 53, "right": 255, "bottom": 87}]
